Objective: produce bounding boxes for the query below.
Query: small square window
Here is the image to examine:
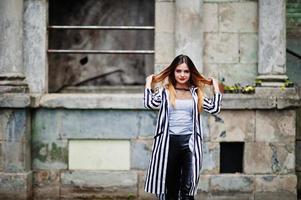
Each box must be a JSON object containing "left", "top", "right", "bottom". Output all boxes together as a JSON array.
[{"left": 220, "top": 142, "right": 244, "bottom": 173}]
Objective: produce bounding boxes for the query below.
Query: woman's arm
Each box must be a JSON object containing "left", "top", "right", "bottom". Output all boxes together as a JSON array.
[
  {"left": 144, "top": 74, "right": 162, "bottom": 109},
  {"left": 203, "top": 77, "right": 222, "bottom": 115}
]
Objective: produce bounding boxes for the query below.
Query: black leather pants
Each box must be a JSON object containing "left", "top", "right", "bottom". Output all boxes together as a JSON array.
[{"left": 165, "top": 134, "right": 194, "bottom": 200}]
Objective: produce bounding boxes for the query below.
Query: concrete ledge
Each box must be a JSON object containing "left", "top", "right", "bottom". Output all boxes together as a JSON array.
[
  {"left": 37, "top": 92, "right": 301, "bottom": 110},
  {"left": 39, "top": 93, "right": 143, "bottom": 109},
  {"left": 1, "top": 87, "right": 300, "bottom": 109}
]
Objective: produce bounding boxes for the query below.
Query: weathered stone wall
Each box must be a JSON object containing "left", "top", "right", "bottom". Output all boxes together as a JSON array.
[
  {"left": 0, "top": 0, "right": 300, "bottom": 200},
  {"left": 25, "top": 85, "right": 299, "bottom": 199},
  {"left": 31, "top": 109, "right": 156, "bottom": 199},
  {"left": 203, "top": 0, "right": 258, "bottom": 86}
]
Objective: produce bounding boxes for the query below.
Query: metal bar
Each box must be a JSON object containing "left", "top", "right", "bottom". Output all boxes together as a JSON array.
[
  {"left": 287, "top": 48, "right": 301, "bottom": 60},
  {"left": 48, "top": 25, "right": 155, "bottom": 30},
  {"left": 47, "top": 49, "right": 155, "bottom": 54}
]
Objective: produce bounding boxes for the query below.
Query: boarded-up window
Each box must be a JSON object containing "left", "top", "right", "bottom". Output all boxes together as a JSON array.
[{"left": 48, "top": 0, "right": 154, "bottom": 92}]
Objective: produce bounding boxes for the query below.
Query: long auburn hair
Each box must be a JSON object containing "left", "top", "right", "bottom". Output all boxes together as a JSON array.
[{"left": 151, "top": 54, "right": 212, "bottom": 112}]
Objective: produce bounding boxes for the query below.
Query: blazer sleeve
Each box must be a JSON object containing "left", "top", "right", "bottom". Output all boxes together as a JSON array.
[
  {"left": 143, "top": 87, "right": 163, "bottom": 110},
  {"left": 203, "top": 92, "right": 222, "bottom": 115}
]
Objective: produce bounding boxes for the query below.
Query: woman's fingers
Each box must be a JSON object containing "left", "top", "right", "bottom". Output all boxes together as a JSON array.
[
  {"left": 146, "top": 74, "right": 154, "bottom": 83},
  {"left": 208, "top": 77, "right": 220, "bottom": 92}
]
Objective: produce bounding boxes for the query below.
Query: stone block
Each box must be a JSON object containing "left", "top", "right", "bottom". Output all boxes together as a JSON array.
[
  {"left": 203, "top": 3, "right": 218, "bottom": 32},
  {"left": 244, "top": 142, "right": 295, "bottom": 174},
  {"left": 254, "top": 175, "right": 297, "bottom": 193},
  {"left": 32, "top": 140, "right": 68, "bottom": 170},
  {"left": 155, "top": 32, "right": 175, "bottom": 64},
  {"left": 200, "top": 114, "right": 210, "bottom": 141},
  {"left": 0, "top": 94, "right": 31, "bottom": 108},
  {"left": 254, "top": 191, "right": 296, "bottom": 200},
  {"left": 2, "top": 140, "right": 31, "bottom": 172},
  {"left": 155, "top": 1, "right": 174, "bottom": 33},
  {"left": 33, "top": 109, "right": 148, "bottom": 141},
  {"left": 61, "top": 110, "right": 140, "bottom": 139},
  {"left": 204, "top": 33, "right": 239, "bottom": 64},
  {"left": 138, "top": 171, "right": 157, "bottom": 200},
  {"left": 197, "top": 175, "right": 210, "bottom": 192},
  {"left": 0, "top": 171, "right": 32, "bottom": 200},
  {"left": 209, "top": 110, "right": 255, "bottom": 142},
  {"left": 60, "top": 170, "right": 138, "bottom": 199},
  {"left": 131, "top": 139, "right": 153, "bottom": 170},
  {"left": 203, "top": 63, "right": 257, "bottom": 86},
  {"left": 138, "top": 111, "right": 158, "bottom": 138},
  {"left": 0, "top": 109, "right": 30, "bottom": 142},
  {"left": 240, "top": 34, "right": 258, "bottom": 64},
  {"left": 33, "top": 170, "right": 60, "bottom": 200},
  {"left": 208, "top": 193, "right": 254, "bottom": 200},
  {"left": 69, "top": 140, "right": 130, "bottom": 170},
  {"left": 210, "top": 174, "right": 254, "bottom": 192},
  {"left": 255, "top": 110, "right": 296, "bottom": 142},
  {"left": 195, "top": 192, "right": 210, "bottom": 200},
  {"left": 201, "top": 142, "right": 220, "bottom": 174},
  {"left": 219, "top": 2, "right": 258, "bottom": 33},
  {"left": 32, "top": 109, "right": 61, "bottom": 142},
  {"left": 215, "top": 94, "right": 274, "bottom": 110}
]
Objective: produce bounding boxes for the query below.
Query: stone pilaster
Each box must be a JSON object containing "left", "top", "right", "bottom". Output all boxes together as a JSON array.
[
  {"left": 0, "top": 1, "right": 32, "bottom": 199},
  {"left": 0, "top": 110, "right": 32, "bottom": 199},
  {"left": 23, "top": 0, "right": 48, "bottom": 93},
  {"left": 175, "top": 0, "right": 204, "bottom": 72},
  {"left": 257, "top": 0, "right": 287, "bottom": 86},
  {"left": 0, "top": 0, "right": 28, "bottom": 93},
  {"left": 155, "top": 0, "right": 175, "bottom": 73}
]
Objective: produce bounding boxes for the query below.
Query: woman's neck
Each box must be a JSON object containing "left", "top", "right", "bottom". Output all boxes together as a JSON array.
[{"left": 175, "top": 83, "right": 189, "bottom": 90}]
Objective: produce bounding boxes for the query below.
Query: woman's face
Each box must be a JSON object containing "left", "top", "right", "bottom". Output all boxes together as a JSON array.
[{"left": 174, "top": 63, "right": 190, "bottom": 86}]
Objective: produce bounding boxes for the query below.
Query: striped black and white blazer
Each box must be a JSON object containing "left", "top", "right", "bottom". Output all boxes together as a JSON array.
[{"left": 143, "top": 86, "right": 222, "bottom": 198}]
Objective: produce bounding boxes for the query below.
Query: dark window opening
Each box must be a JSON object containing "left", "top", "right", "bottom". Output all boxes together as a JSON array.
[
  {"left": 48, "top": 0, "right": 154, "bottom": 93},
  {"left": 220, "top": 142, "right": 244, "bottom": 173}
]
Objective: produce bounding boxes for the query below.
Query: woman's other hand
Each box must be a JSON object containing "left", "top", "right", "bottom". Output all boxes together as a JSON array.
[
  {"left": 145, "top": 74, "right": 154, "bottom": 89},
  {"left": 208, "top": 77, "right": 220, "bottom": 93}
]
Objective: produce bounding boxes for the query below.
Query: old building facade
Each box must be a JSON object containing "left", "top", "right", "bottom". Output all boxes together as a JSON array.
[{"left": 0, "top": 0, "right": 300, "bottom": 199}]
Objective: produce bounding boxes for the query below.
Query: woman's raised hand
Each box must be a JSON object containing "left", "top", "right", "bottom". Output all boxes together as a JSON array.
[
  {"left": 208, "top": 77, "right": 220, "bottom": 93},
  {"left": 146, "top": 74, "right": 154, "bottom": 84},
  {"left": 145, "top": 74, "right": 154, "bottom": 89}
]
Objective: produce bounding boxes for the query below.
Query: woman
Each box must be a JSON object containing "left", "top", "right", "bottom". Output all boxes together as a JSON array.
[{"left": 143, "top": 54, "right": 222, "bottom": 200}]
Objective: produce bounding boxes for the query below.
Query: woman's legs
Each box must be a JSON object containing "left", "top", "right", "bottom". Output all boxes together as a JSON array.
[
  {"left": 180, "top": 141, "right": 194, "bottom": 200},
  {"left": 165, "top": 134, "right": 194, "bottom": 200},
  {"left": 166, "top": 135, "right": 181, "bottom": 199}
]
